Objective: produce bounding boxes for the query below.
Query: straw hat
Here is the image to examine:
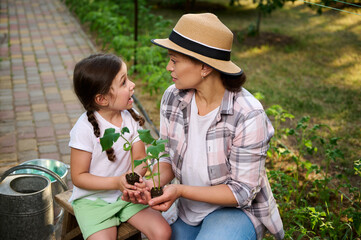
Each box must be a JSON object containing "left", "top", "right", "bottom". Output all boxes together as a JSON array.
[{"left": 151, "top": 13, "right": 242, "bottom": 76}]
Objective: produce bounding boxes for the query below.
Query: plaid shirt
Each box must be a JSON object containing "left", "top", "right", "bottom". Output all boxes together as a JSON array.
[{"left": 160, "top": 85, "right": 284, "bottom": 240}]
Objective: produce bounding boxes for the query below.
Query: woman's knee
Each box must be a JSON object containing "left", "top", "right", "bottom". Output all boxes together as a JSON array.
[
  {"left": 171, "top": 217, "right": 200, "bottom": 240},
  {"left": 197, "top": 208, "right": 256, "bottom": 240}
]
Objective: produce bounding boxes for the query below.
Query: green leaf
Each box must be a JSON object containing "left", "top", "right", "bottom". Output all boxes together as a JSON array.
[
  {"left": 147, "top": 144, "right": 165, "bottom": 158},
  {"left": 304, "top": 140, "right": 312, "bottom": 148},
  {"left": 159, "top": 153, "right": 170, "bottom": 158},
  {"left": 134, "top": 159, "right": 146, "bottom": 168},
  {"left": 330, "top": 137, "right": 340, "bottom": 145},
  {"left": 155, "top": 139, "right": 168, "bottom": 145},
  {"left": 121, "top": 127, "right": 130, "bottom": 135},
  {"left": 100, "top": 128, "right": 120, "bottom": 151},
  {"left": 137, "top": 129, "right": 154, "bottom": 144},
  {"left": 267, "top": 150, "right": 272, "bottom": 157}
]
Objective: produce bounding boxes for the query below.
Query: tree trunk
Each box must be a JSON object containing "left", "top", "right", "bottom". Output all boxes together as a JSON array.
[
  {"left": 185, "top": 0, "right": 196, "bottom": 11},
  {"left": 256, "top": 10, "right": 262, "bottom": 35},
  {"left": 134, "top": 0, "right": 138, "bottom": 70}
]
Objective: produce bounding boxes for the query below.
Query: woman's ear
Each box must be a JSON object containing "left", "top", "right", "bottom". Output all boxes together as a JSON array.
[
  {"left": 95, "top": 94, "right": 108, "bottom": 107},
  {"left": 201, "top": 64, "right": 214, "bottom": 78}
]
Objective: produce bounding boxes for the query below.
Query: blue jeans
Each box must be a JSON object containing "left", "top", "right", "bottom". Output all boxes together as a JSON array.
[{"left": 171, "top": 207, "right": 256, "bottom": 240}]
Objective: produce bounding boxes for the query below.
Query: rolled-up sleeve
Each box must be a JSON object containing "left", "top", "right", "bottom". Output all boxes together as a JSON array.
[
  {"left": 226, "top": 110, "right": 274, "bottom": 208},
  {"left": 159, "top": 88, "right": 172, "bottom": 165}
]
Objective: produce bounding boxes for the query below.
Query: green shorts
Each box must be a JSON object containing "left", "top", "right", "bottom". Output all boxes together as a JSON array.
[{"left": 72, "top": 197, "right": 148, "bottom": 239}]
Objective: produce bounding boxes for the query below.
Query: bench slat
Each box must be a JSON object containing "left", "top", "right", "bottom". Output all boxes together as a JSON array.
[{"left": 55, "top": 189, "right": 74, "bottom": 215}]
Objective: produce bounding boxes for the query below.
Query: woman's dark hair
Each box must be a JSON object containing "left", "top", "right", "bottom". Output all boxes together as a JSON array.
[
  {"left": 220, "top": 72, "right": 246, "bottom": 92},
  {"left": 73, "top": 53, "right": 144, "bottom": 162}
]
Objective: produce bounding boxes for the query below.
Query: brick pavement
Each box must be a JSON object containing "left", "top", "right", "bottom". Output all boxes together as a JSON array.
[
  {"left": 0, "top": 0, "right": 158, "bottom": 178},
  {"left": 0, "top": 0, "right": 96, "bottom": 174}
]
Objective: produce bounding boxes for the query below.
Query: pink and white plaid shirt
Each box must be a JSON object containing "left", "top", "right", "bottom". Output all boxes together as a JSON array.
[{"left": 159, "top": 85, "right": 284, "bottom": 240}]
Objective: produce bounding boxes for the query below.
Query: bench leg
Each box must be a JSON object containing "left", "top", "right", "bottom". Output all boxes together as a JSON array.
[
  {"left": 126, "top": 232, "right": 142, "bottom": 240},
  {"left": 61, "top": 211, "right": 82, "bottom": 240}
]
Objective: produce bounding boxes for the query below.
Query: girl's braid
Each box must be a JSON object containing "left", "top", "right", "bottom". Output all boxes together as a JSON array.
[
  {"left": 128, "top": 108, "right": 145, "bottom": 127},
  {"left": 87, "top": 110, "right": 116, "bottom": 162}
]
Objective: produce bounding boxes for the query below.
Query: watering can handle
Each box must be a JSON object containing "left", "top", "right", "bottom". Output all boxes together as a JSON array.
[{"left": 0, "top": 164, "right": 68, "bottom": 191}]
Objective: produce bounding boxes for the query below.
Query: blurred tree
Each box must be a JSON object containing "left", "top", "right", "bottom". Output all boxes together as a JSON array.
[
  {"left": 245, "top": 0, "right": 350, "bottom": 35},
  {"left": 250, "top": 0, "right": 296, "bottom": 35}
]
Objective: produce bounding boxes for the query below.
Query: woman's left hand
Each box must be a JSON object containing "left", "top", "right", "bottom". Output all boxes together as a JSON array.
[{"left": 148, "top": 184, "right": 181, "bottom": 212}]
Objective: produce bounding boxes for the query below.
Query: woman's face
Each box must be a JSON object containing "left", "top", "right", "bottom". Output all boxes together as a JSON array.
[{"left": 166, "top": 50, "right": 203, "bottom": 90}]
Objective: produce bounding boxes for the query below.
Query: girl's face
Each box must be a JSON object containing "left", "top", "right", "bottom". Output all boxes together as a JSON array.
[
  {"left": 106, "top": 62, "right": 135, "bottom": 111},
  {"left": 166, "top": 50, "right": 203, "bottom": 90}
]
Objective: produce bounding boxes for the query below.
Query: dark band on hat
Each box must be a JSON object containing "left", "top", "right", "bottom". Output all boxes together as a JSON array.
[{"left": 169, "top": 30, "right": 231, "bottom": 61}]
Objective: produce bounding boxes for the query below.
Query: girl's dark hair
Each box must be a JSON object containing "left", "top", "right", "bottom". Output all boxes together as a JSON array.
[{"left": 73, "top": 53, "right": 144, "bottom": 162}]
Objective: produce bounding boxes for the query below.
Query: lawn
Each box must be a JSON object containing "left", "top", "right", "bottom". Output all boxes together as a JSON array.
[{"left": 141, "top": 0, "right": 361, "bottom": 171}]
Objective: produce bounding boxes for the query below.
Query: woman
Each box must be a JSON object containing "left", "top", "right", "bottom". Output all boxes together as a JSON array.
[{"left": 124, "top": 13, "right": 284, "bottom": 240}]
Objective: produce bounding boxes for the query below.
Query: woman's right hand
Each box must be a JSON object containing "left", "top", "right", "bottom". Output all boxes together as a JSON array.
[{"left": 148, "top": 184, "right": 181, "bottom": 212}]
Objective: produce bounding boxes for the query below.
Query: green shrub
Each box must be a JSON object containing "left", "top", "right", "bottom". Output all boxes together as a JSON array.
[
  {"left": 64, "top": 0, "right": 172, "bottom": 98},
  {"left": 265, "top": 102, "right": 360, "bottom": 239}
]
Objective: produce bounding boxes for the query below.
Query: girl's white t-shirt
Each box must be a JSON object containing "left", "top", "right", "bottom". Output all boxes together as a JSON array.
[
  {"left": 178, "top": 94, "right": 221, "bottom": 226},
  {"left": 68, "top": 110, "right": 142, "bottom": 203}
]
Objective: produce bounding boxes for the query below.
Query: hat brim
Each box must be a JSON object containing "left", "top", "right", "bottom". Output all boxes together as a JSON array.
[{"left": 151, "top": 38, "right": 242, "bottom": 76}]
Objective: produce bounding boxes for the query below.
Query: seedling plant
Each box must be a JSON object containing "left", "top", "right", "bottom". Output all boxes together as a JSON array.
[
  {"left": 100, "top": 127, "right": 168, "bottom": 197},
  {"left": 100, "top": 127, "right": 141, "bottom": 185},
  {"left": 135, "top": 129, "right": 169, "bottom": 198}
]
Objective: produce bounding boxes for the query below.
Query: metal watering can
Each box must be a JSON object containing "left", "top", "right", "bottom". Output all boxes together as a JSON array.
[
  {"left": 0, "top": 164, "right": 68, "bottom": 240},
  {"left": 13, "top": 159, "right": 70, "bottom": 221}
]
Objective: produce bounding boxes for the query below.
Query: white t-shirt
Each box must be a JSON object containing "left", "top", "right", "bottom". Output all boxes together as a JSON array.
[
  {"left": 178, "top": 94, "right": 221, "bottom": 226},
  {"left": 68, "top": 110, "right": 142, "bottom": 203}
]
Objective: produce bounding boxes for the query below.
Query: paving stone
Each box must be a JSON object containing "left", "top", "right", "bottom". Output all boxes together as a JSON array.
[
  {"left": 34, "top": 119, "right": 52, "bottom": 128},
  {"left": 58, "top": 141, "right": 70, "bottom": 155},
  {"left": 40, "top": 152, "right": 60, "bottom": 160},
  {"left": 39, "top": 144, "right": 58, "bottom": 153},
  {"left": 52, "top": 115, "right": 68, "bottom": 124},
  {"left": 16, "top": 111, "right": 32, "bottom": 121},
  {"left": 0, "top": 133, "right": 16, "bottom": 147},
  {"left": 18, "top": 150, "right": 38, "bottom": 162},
  {"left": 18, "top": 138, "right": 37, "bottom": 151},
  {"left": 36, "top": 126, "right": 54, "bottom": 138},
  {"left": 0, "top": 110, "right": 15, "bottom": 120},
  {"left": 0, "top": 153, "right": 17, "bottom": 164},
  {"left": 0, "top": 122, "right": 15, "bottom": 134}
]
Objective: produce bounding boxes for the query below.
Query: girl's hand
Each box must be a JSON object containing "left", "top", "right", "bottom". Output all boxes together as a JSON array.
[
  {"left": 148, "top": 184, "right": 181, "bottom": 212},
  {"left": 119, "top": 171, "right": 138, "bottom": 192},
  {"left": 122, "top": 179, "right": 153, "bottom": 205},
  {"left": 134, "top": 178, "right": 153, "bottom": 191}
]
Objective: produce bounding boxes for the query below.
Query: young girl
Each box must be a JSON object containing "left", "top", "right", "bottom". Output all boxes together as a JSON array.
[{"left": 68, "top": 53, "right": 171, "bottom": 240}]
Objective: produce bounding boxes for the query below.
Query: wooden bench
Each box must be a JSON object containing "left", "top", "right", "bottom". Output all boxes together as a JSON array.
[{"left": 54, "top": 189, "right": 141, "bottom": 240}]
